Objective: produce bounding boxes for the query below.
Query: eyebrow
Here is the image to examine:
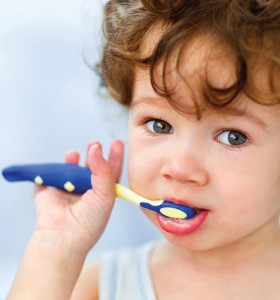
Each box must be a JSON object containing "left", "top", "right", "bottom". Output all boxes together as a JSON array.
[
  {"left": 130, "top": 96, "right": 167, "bottom": 109},
  {"left": 216, "top": 107, "right": 268, "bottom": 130},
  {"left": 131, "top": 96, "right": 268, "bottom": 130}
]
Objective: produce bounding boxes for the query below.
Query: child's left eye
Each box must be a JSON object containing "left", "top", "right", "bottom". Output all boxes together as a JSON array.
[
  {"left": 217, "top": 130, "right": 247, "bottom": 146},
  {"left": 146, "top": 119, "right": 173, "bottom": 134}
]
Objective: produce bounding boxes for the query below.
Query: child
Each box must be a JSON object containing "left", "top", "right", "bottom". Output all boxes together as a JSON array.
[{"left": 8, "top": 0, "right": 280, "bottom": 299}]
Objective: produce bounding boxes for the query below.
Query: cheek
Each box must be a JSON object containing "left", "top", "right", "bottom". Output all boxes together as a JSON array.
[
  {"left": 127, "top": 136, "right": 148, "bottom": 187},
  {"left": 127, "top": 154, "right": 145, "bottom": 185},
  {"left": 215, "top": 166, "right": 280, "bottom": 231},
  {"left": 127, "top": 134, "right": 161, "bottom": 191},
  {"left": 208, "top": 149, "right": 280, "bottom": 226}
]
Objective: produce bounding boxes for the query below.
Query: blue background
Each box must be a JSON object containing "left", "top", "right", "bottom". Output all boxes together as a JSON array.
[{"left": 0, "top": 0, "right": 160, "bottom": 297}]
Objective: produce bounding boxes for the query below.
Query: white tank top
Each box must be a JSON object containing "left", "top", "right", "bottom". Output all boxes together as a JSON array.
[{"left": 99, "top": 242, "right": 157, "bottom": 300}]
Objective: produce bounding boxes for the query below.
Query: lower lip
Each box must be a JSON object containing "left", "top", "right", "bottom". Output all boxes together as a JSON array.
[{"left": 157, "top": 210, "right": 209, "bottom": 235}]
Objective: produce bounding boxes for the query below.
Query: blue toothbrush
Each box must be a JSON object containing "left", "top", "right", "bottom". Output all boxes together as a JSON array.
[{"left": 2, "top": 163, "right": 195, "bottom": 220}]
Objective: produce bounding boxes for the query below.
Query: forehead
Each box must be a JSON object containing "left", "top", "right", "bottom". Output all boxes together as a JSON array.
[
  {"left": 134, "top": 23, "right": 279, "bottom": 116},
  {"left": 134, "top": 32, "right": 237, "bottom": 108}
]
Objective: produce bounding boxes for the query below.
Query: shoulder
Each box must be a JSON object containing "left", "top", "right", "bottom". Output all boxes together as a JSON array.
[
  {"left": 71, "top": 260, "right": 100, "bottom": 300},
  {"left": 99, "top": 242, "right": 158, "bottom": 300},
  {"left": 70, "top": 241, "right": 158, "bottom": 300},
  {"left": 70, "top": 246, "right": 140, "bottom": 300}
]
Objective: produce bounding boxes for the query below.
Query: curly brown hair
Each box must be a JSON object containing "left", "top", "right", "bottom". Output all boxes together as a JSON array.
[{"left": 100, "top": 0, "right": 280, "bottom": 113}]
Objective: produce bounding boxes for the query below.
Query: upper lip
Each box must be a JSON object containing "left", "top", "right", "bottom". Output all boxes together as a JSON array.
[{"left": 162, "top": 197, "right": 206, "bottom": 210}]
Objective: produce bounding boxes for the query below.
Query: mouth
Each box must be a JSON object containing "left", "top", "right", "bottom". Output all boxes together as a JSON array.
[{"left": 156, "top": 207, "right": 209, "bottom": 235}]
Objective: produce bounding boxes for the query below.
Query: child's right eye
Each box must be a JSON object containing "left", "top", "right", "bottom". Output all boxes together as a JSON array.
[{"left": 146, "top": 119, "right": 174, "bottom": 134}]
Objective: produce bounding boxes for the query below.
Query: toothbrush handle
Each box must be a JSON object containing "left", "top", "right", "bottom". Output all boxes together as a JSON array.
[
  {"left": 2, "top": 163, "right": 92, "bottom": 194},
  {"left": 2, "top": 163, "right": 196, "bottom": 220}
]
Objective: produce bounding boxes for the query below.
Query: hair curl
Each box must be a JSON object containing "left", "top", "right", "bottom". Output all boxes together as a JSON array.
[{"left": 100, "top": 0, "right": 280, "bottom": 112}]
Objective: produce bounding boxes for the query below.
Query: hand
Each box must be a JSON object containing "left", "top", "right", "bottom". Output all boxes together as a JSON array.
[
  {"left": 7, "top": 141, "right": 124, "bottom": 299},
  {"left": 32, "top": 139, "right": 124, "bottom": 255}
]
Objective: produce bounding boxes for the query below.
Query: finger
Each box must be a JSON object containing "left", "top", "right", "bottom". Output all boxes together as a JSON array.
[
  {"left": 87, "top": 143, "right": 115, "bottom": 209},
  {"left": 33, "top": 184, "right": 47, "bottom": 197},
  {"left": 85, "top": 140, "right": 99, "bottom": 167},
  {"left": 65, "top": 150, "right": 80, "bottom": 164},
  {"left": 77, "top": 143, "right": 115, "bottom": 243},
  {"left": 108, "top": 139, "right": 124, "bottom": 182}
]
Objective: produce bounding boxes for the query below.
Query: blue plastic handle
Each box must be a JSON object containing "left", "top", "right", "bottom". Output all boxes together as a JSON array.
[
  {"left": 2, "top": 163, "right": 196, "bottom": 220},
  {"left": 2, "top": 163, "right": 92, "bottom": 194}
]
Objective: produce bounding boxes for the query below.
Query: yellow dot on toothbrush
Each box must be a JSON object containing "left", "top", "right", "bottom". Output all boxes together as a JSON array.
[
  {"left": 64, "top": 181, "right": 75, "bottom": 192},
  {"left": 34, "top": 176, "right": 43, "bottom": 185},
  {"left": 160, "top": 207, "right": 187, "bottom": 219}
]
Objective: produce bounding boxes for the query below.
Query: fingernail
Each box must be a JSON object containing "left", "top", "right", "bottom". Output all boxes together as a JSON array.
[{"left": 92, "top": 144, "right": 102, "bottom": 156}]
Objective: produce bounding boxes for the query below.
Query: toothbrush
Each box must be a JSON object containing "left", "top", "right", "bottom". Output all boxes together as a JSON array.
[{"left": 2, "top": 163, "right": 195, "bottom": 220}]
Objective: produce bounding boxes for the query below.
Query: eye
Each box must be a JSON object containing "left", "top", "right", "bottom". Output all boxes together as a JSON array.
[
  {"left": 146, "top": 119, "right": 173, "bottom": 134},
  {"left": 217, "top": 130, "right": 247, "bottom": 146}
]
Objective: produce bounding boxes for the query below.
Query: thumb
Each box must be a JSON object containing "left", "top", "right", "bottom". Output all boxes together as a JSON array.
[{"left": 77, "top": 143, "right": 116, "bottom": 245}]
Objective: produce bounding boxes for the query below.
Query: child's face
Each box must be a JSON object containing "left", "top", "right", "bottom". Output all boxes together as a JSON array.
[{"left": 127, "top": 35, "right": 280, "bottom": 251}]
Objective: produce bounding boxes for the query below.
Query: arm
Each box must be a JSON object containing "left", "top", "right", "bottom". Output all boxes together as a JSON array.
[
  {"left": 7, "top": 140, "right": 124, "bottom": 299},
  {"left": 7, "top": 232, "right": 87, "bottom": 299}
]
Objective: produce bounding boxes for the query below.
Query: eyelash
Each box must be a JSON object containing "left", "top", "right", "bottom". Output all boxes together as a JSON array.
[
  {"left": 215, "top": 128, "right": 249, "bottom": 149},
  {"left": 138, "top": 116, "right": 250, "bottom": 147},
  {"left": 141, "top": 117, "right": 173, "bottom": 135},
  {"left": 139, "top": 116, "right": 165, "bottom": 127}
]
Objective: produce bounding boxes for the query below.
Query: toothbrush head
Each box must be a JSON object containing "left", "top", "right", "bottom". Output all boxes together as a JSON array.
[{"left": 140, "top": 201, "right": 195, "bottom": 220}]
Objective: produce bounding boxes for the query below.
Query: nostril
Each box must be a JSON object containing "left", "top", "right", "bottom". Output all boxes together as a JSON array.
[{"left": 161, "top": 164, "right": 208, "bottom": 186}]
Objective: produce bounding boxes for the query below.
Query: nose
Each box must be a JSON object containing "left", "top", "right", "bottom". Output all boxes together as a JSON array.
[{"left": 160, "top": 141, "right": 209, "bottom": 186}]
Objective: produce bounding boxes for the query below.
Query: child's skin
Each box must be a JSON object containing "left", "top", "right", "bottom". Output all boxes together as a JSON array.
[{"left": 8, "top": 32, "right": 280, "bottom": 300}]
